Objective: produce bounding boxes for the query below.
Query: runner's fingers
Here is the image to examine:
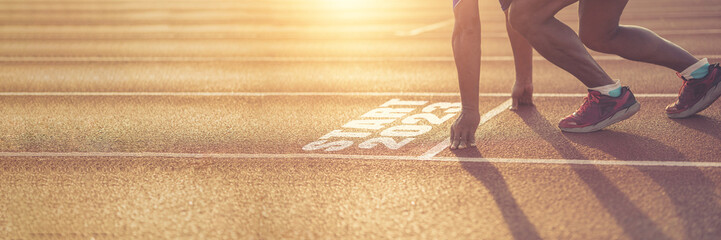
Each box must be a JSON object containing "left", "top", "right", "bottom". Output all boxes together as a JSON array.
[
  {"left": 523, "top": 94, "right": 533, "bottom": 104},
  {"left": 451, "top": 128, "right": 465, "bottom": 149},
  {"left": 449, "top": 126, "right": 455, "bottom": 142},
  {"left": 449, "top": 126, "right": 458, "bottom": 149},
  {"left": 510, "top": 97, "right": 519, "bottom": 110},
  {"left": 468, "top": 132, "right": 477, "bottom": 147},
  {"left": 458, "top": 131, "right": 468, "bottom": 149},
  {"left": 525, "top": 88, "right": 534, "bottom": 104}
]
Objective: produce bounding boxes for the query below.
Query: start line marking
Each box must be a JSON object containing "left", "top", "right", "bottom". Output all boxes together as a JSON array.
[{"left": 2, "top": 151, "right": 721, "bottom": 168}]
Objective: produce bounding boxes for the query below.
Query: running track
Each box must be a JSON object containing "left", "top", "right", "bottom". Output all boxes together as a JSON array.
[{"left": 2, "top": 0, "right": 721, "bottom": 239}]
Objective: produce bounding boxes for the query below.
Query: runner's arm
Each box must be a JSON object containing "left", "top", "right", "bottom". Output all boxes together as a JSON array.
[
  {"left": 450, "top": 0, "right": 481, "bottom": 149},
  {"left": 504, "top": 9, "right": 534, "bottom": 110}
]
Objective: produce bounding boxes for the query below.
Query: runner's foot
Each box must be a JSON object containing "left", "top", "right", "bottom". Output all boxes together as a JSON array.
[
  {"left": 666, "top": 63, "right": 721, "bottom": 119},
  {"left": 559, "top": 87, "right": 640, "bottom": 133}
]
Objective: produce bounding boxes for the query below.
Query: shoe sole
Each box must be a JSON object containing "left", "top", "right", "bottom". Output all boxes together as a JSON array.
[
  {"left": 560, "top": 102, "right": 641, "bottom": 133},
  {"left": 666, "top": 80, "right": 721, "bottom": 119}
]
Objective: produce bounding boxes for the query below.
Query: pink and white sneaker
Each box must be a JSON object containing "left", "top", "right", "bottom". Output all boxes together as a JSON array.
[
  {"left": 666, "top": 63, "right": 721, "bottom": 119},
  {"left": 559, "top": 87, "right": 640, "bottom": 133}
]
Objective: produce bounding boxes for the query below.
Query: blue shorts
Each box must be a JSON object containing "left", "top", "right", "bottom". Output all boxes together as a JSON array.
[
  {"left": 499, "top": 0, "right": 511, "bottom": 10},
  {"left": 452, "top": 0, "right": 461, "bottom": 8},
  {"left": 453, "top": 0, "right": 511, "bottom": 11}
]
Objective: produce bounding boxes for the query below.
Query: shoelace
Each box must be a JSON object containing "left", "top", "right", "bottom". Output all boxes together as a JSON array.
[
  {"left": 576, "top": 91, "right": 601, "bottom": 116},
  {"left": 677, "top": 79, "right": 691, "bottom": 102},
  {"left": 676, "top": 63, "right": 717, "bottom": 103}
]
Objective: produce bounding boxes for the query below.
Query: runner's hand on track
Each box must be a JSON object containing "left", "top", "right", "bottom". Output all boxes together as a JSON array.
[
  {"left": 510, "top": 81, "right": 534, "bottom": 110},
  {"left": 450, "top": 110, "right": 480, "bottom": 149}
]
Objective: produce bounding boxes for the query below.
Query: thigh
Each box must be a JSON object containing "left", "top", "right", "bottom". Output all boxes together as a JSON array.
[
  {"left": 578, "top": 0, "right": 628, "bottom": 37},
  {"left": 508, "top": 0, "right": 577, "bottom": 19}
]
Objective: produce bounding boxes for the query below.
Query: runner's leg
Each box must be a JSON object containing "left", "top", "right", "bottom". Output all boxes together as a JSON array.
[
  {"left": 508, "top": 0, "right": 642, "bottom": 132},
  {"left": 507, "top": 0, "right": 614, "bottom": 88},
  {"left": 577, "top": 0, "right": 698, "bottom": 72}
]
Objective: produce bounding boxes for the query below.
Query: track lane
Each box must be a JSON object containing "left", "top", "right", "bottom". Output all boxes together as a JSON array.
[{"left": 3, "top": 60, "right": 719, "bottom": 94}]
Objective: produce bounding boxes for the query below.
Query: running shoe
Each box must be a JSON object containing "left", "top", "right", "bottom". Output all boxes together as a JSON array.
[
  {"left": 559, "top": 87, "right": 640, "bottom": 133},
  {"left": 665, "top": 63, "right": 721, "bottom": 119}
]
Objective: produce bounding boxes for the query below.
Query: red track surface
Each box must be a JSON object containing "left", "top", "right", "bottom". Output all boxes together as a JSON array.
[{"left": 2, "top": 0, "right": 721, "bottom": 239}]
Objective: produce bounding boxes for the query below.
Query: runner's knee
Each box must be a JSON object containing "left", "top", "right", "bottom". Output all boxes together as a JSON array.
[
  {"left": 579, "top": 28, "right": 618, "bottom": 53},
  {"left": 507, "top": 4, "right": 545, "bottom": 35}
]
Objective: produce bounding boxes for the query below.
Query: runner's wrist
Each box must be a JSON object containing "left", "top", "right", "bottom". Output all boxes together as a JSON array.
[
  {"left": 461, "top": 105, "right": 480, "bottom": 113},
  {"left": 514, "top": 76, "right": 532, "bottom": 84}
]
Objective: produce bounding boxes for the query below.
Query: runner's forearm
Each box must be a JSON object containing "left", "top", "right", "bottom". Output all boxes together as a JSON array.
[{"left": 452, "top": 17, "right": 481, "bottom": 112}]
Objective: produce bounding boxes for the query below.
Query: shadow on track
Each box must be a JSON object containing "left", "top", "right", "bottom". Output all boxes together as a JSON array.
[
  {"left": 673, "top": 114, "right": 721, "bottom": 142},
  {"left": 566, "top": 115, "right": 721, "bottom": 239},
  {"left": 513, "top": 106, "right": 672, "bottom": 240},
  {"left": 562, "top": 129, "right": 687, "bottom": 161},
  {"left": 455, "top": 147, "right": 542, "bottom": 240}
]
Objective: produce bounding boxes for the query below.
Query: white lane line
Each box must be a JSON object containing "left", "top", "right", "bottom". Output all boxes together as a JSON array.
[
  {"left": 0, "top": 92, "right": 679, "bottom": 97},
  {"left": 395, "top": 19, "right": 454, "bottom": 37},
  {"left": 420, "top": 139, "right": 453, "bottom": 160},
  {"left": 1, "top": 55, "right": 719, "bottom": 62},
  {"left": 2, "top": 151, "right": 720, "bottom": 168},
  {"left": 434, "top": 157, "right": 721, "bottom": 168},
  {"left": 420, "top": 98, "right": 513, "bottom": 159}
]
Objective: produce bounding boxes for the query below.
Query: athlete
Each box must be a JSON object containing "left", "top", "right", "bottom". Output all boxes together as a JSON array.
[
  {"left": 449, "top": 0, "right": 534, "bottom": 149},
  {"left": 450, "top": 0, "right": 721, "bottom": 149}
]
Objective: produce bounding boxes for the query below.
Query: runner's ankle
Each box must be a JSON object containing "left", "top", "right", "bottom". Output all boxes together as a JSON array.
[{"left": 589, "top": 79, "right": 622, "bottom": 97}]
